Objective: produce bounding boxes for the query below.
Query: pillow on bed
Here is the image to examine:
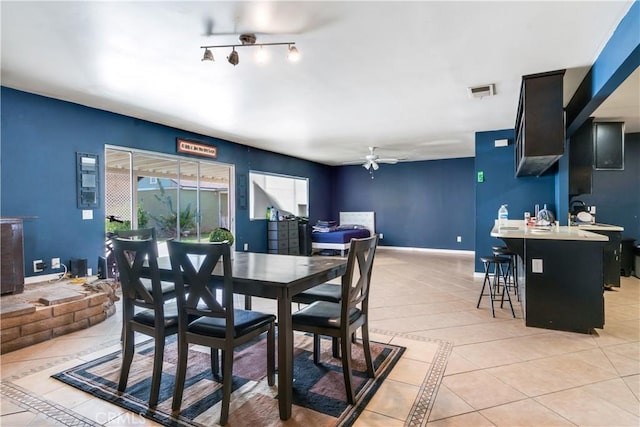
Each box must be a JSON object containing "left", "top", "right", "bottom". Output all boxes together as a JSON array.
[{"left": 337, "top": 224, "right": 367, "bottom": 230}]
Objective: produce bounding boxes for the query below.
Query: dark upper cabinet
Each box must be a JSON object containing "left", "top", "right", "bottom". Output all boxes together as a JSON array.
[
  {"left": 515, "top": 69, "right": 566, "bottom": 177},
  {"left": 594, "top": 122, "right": 624, "bottom": 170},
  {"left": 569, "top": 118, "right": 594, "bottom": 196}
]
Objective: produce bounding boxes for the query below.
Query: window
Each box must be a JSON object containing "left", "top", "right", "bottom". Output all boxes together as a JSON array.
[{"left": 249, "top": 171, "right": 308, "bottom": 220}]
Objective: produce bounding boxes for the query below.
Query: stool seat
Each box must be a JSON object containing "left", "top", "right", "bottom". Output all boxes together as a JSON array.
[
  {"left": 480, "top": 255, "right": 510, "bottom": 263},
  {"left": 493, "top": 247, "right": 515, "bottom": 256}
]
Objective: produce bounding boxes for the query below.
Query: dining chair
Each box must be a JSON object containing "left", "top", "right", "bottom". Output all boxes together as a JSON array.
[
  {"left": 112, "top": 237, "right": 179, "bottom": 408},
  {"left": 291, "top": 235, "right": 378, "bottom": 403},
  {"left": 291, "top": 264, "right": 351, "bottom": 357},
  {"left": 113, "top": 228, "right": 176, "bottom": 300},
  {"left": 167, "top": 240, "right": 276, "bottom": 426}
]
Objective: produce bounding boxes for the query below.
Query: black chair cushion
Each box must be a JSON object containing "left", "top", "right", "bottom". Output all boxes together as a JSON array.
[
  {"left": 293, "top": 283, "right": 342, "bottom": 304},
  {"left": 292, "top": 301, "right": 361, "bottom": 329},
  {"left": 132, "top": 301, "right": 179, "bottom": 328},
  {"left": 188, "top": 310, "right": 275, "bottom": 338}
]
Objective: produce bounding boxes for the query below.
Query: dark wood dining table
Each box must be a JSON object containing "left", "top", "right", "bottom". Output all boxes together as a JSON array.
[{"left": 155, "top": 252, "right": 347, "bottom": 420}]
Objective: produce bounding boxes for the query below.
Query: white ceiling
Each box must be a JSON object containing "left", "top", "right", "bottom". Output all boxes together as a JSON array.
[{"left": 1, "top": 1, "right": 636, "bottom": 166}]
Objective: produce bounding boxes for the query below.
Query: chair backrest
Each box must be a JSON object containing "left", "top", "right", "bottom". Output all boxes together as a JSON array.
[
  {"left": 112, "top": 237, "right": 164, "bottom": 313},
  {"left": 341, "top": 235, "right": 379, "bottom": 319},
  {"left": 114, "top": 228, "right": 157, "bottom": 244},
  {"left": 167, "top": 240, "right": 233, "bottom": 332}
]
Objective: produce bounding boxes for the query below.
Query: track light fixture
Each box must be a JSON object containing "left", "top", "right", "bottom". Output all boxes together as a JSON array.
[{"left": 201, "top": 33, "right": 299, "bottom": 66}]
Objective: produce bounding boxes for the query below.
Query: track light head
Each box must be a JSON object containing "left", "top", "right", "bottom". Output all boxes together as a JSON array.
[
  {"left": 256, "top": 45, "right": 268, "bottom": 64},
  {"left": 288, "top": 45, "right": 300, "bottom": 62},
  {"left": 201, "top": 48, "right": 214, "bottom": 62},
  {"left": 227, "top": 48, "right": 239, "bottom": 66}
]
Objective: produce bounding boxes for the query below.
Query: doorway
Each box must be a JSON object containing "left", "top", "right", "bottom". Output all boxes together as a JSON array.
[{"left": 104, "top": 146, "right": 234, "bottom": 249}]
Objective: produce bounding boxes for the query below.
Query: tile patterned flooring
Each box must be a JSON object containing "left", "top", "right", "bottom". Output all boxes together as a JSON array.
[{"left": 1, "top": 248, "right": 638, "bottom": 426}]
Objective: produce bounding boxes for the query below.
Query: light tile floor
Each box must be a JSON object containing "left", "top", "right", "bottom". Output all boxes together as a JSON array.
[{"left": 1, "top": 249, "right": 638, "bottom": 426}]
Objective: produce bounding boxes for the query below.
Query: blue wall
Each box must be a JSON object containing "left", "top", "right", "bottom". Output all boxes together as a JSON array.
[
  {"left": 333, "top": 158, "right": 475, "bottom": 250},
  {"left": 0, "top": 87, "right": 334, "bottom": 277},
  {"left": 474, "top": 130, "right": 557, "bottom": 272}
]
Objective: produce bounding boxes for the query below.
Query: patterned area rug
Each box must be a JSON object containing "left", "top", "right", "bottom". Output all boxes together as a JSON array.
[{"left": 52, "top": 333, "right": 404, "bottom": 426}]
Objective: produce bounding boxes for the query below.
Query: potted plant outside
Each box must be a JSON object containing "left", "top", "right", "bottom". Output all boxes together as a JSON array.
[{"left": 209, "top": 227, "right": 234, "bottom": 246}]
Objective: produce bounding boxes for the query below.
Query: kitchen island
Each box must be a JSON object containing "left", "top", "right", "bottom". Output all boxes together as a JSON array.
[{"left": 491, "top": 220, "right": 608, "bottom": 334}]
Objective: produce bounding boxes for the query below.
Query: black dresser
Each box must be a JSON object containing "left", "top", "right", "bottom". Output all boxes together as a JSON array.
[{"left": 267, "top": 220, "right": 299, "bottom": 255}]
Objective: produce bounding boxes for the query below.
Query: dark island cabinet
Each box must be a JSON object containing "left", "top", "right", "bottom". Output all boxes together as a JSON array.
[
  {"left": 502, "top": 237, "right": 605, "bottom": 334},
  {"left": 591, "top": 229, "right": 622, "bottom": 288},
  {"left": 515, "top": 69, "right": 566, "bottom": 177},
  {"left": 1, "top": 218, "right": 25, "bottom": 295}
]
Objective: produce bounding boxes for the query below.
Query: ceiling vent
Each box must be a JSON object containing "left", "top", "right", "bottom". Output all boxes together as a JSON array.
[{"left": 467, "top": 84, "right": 496, "bottom": 99}]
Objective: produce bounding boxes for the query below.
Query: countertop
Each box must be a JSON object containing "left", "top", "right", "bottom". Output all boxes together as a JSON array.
[
  {"left": 491, "top": 220, "right": 609, "bottom": 241},
  {"left": 571, "top": 223, "right": 624, "bottom": 231}
]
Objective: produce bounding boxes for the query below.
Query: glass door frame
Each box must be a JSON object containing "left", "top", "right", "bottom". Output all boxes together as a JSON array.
[{"left": 105, "top": 144, "right": 235, "bottom": 246}]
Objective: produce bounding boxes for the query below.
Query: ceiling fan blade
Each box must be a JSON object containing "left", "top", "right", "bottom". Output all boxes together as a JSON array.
[{"left": 378, "top": 158, "right": 398, "bottom": 164}]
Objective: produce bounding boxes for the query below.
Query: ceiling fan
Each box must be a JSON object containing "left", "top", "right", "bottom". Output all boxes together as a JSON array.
[{"left": 361, "top": 147, "right": 399, "bottom": 170}]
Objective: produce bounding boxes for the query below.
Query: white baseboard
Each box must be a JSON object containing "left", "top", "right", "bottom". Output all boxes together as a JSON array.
[
  {"left": 377, "top": 246, "right": 475, "bottom": 256},
  {"left": 24, "top": 273, "right": 64, "bottom": 284}
]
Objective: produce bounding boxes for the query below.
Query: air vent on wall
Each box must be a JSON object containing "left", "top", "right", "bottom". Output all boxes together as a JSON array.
[{"left": 467, "top": 84, "right": 496, "bottom": 99}]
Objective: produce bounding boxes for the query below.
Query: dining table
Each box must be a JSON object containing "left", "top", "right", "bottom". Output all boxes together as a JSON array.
[{"left": 154, "top": 251, "right": 348, "bottom": 420}]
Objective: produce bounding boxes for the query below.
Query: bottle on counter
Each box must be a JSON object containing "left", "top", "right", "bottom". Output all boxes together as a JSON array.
[{"left": 498, "top": 204, "right": 508, "bottom": 229}]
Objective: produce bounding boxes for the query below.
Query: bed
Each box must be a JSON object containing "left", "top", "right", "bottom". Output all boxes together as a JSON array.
[{"left": 312, "top": 211, "right": 375, "bottom": 256}]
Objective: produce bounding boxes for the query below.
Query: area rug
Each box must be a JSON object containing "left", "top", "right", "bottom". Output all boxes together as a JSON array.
[{"left": 52, "top": 333, "right": 404, "bottom": 426}]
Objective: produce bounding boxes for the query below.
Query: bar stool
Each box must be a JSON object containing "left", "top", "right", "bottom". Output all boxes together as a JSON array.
[
  {"left": 492, "top": 245, "right": 519, "bottom": 301},
  {"left": 477, "top": 255, "right": 516, "bottom": 318}
]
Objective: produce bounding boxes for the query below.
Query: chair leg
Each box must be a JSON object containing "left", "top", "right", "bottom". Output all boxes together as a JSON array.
[
  {"left": 219, "top": 347, "right": 234, "bottom": 426},
  {"left": 340, "top": 331, "right": 355, "bottom": 404},
  {"left": 332, "top": 337, "right": 340, "bottom": 358},
  {"left": 313, "top": 334, "right": 321, "bottom": 364},
  {"left": 148, "top": 335, "right": 165, "bottom": 407},
  {"left": 266, "top": 325, "right": 275, "bottom": 386},
  {"left": 118, "top": 324, "right": 134, "bottom": 393},
  {"left": 171, "top": 336, "right": 189, "bottom": 412},
  {"left": 360, "top": 325, "right": 374, "bottom": 378},
  {"left": 211, "top": 348, "right": 220, "bottom": 378}
]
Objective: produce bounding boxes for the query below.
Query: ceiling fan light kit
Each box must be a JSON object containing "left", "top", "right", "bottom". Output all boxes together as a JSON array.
[
  {"left": 201, "top": 33, "right": 299, "bottom": 66},
  {"left": 360, "top": 147, "right": 399, "bottom": 178}
]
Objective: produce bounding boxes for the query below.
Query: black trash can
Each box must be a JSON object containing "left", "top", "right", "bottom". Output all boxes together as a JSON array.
[
  {"left": 620, "top": 238, "right": 635, "bottom": 277},
  {"left": 634, "top": 244, "right": 640, "bottom": 279}
]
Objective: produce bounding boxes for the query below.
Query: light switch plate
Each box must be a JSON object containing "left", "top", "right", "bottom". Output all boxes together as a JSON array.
[
  {"left": 532, "top": 259, "right": 543, "bottom": 273},
  {"left": 82, "top": 209, "right": 93, "bottom": 220}
]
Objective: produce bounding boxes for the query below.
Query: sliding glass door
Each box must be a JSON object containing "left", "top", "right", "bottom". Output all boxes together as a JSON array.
[{"left": 105, "top": 146, "right": 233, "bottom": 246}]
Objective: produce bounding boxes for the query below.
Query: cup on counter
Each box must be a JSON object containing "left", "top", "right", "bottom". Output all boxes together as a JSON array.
[{"left": 524, "top": 212, "right": 531, "bottom": 225}]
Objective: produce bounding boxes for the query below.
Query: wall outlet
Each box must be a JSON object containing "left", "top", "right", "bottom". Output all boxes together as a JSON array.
[
  {"left": 532, "top": 258, "right": 543, "bottom": 274},
  {"left": 33, "top": 259, "right": 44, "bottom": 272},
  {"left": 456, "top": 236, "right": 462, "bottom": 242},
  {"left": 243, "top": 243, "right": 249, "bottom": 251},
  {"left": 51, "top": 257, "right": 61, "bottom": 269},
  {"left": 379, "top": 233, "right": 383, "bottom": 240}
]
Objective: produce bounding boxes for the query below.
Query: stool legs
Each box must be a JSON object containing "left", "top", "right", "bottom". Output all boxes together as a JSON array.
[
  {"left": 478, "top": 257, "right": 516, "bottom": 319},
  {"left": 477, "top": 261, "right": 497, "bottom": 317},
  {"left": 498, "top": 262, "right": 516, "bottom": 318}
]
